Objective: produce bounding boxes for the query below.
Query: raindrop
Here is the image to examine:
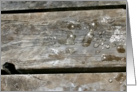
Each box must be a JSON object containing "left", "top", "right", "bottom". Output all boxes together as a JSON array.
[
  {"left": 91, "top": 22, "right": 96, "bottom": 27},
  {"left": 117, "top": 45, "right": 125, "bottom": 53},
  {"left": 71, "top": 25, "right": 75, "bottom": 29},
  {"left": 105, "top": 44, "right": 110, "bottom": 49},
  {"left": 90, "top": 20, "right": 98, "bottom": 30},
  {"left": 101, "top": 42, "right": 104, "bottom": 46},
  {"left": 82, "top": 31, "right": 94, "bottom": 47},
  {"left": 101, "top": 54, "right": 107, "bottom": 61},
  {"left": 93, "top": 43, "right": 100, "bottom": 48},
  {"left": 67, "top": 23, "right": 75, "bottom": 30},
  {"left": 108, "top": 79, "right": 113, "bottom": 83},
  {"left": 66, "top": 34, "right": 76, "bottom": 45}
]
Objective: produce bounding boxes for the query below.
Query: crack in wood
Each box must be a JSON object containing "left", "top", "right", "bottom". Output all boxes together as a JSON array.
[
  {"left": 1, "top": 5, "right": 126, "bottom": 14},
  {"left": 1, "top": 67, "right": 126, "bottom": 75}
]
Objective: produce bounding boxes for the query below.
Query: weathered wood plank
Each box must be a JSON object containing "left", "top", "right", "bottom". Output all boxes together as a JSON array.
[
  {"left": 1, "top": 9, "right": 126, "bottom": 69},
  {"left": 1, "top": 73, "right": 126, "bottom": 91},
  {"left": 1, "top": 1, "right": 126, "bottom": 11}
]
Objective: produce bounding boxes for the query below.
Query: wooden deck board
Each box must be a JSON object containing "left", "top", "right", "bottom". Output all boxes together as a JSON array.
[
  {"left": 1, "top": 9, "right": 126, "bottom": 69},
  {"left": 1, "top": 73, "right": 126, "bottom": 91}
]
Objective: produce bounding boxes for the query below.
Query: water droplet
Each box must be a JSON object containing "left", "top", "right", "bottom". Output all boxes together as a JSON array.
[
  {"left": 90, "top": 20, "right": 98, "bottom": 30},
  {"left": 67, "top": 23, "right": 75, "bottom": 30},
  {"left": 108, "top": 79, "right": 113, "bottom": 83},
  {"left": 101, "top": 54, "right": 107, "bottom": 61},
  {"left": 71, "top": 25, "right": 75, "bottom": 28},
  {"left": 105, "top": 44, "right": 110, "bottom": 49},
  {"left": 82, "top": 31, "right": 94, "bottom": 47},
  {"left": 91, "top": 22, "right": 96, "bottom": 26},
  {"left": 117, "top": 45, "right": 125, "bottom": 53},
  {"left": 101, "top": 42, "right": 104, "bottom": 46},
  {"left": 66, "top": 34, "right": 76, "bottom": 45},
  {"left": 70, "top": 34, "right": 74, "bottom": 38},
  {"left": 93, "top": 43, "right": 100, "bottom": 48}
]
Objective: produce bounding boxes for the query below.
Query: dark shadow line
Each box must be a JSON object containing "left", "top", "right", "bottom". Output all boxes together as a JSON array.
[
  {"left": 1, "top": 67, "right": 126, "bottom": 75},
  {"left": 1, "top": 5, "right": 126, "bottom": 14}
]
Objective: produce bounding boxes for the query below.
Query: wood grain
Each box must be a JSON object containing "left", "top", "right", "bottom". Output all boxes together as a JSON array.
[
  {"left": 1, "top": 73, "right": 126, "bottom": 91},
  {"left": 1, "top": 9, "right": 126, "bottom": 69}
]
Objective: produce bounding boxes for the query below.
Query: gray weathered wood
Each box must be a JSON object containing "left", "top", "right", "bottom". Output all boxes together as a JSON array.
[
  {"left": 1, "top": 9, "right": 126, "bottom": 69},
  {"left": 1, "top": 73, "right": 126, "bottom": 91},
  {"left": 1, "top": 1, "right": 127, "bottom": 92}
]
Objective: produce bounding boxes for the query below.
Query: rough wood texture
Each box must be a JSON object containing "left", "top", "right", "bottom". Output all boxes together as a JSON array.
[
  {"left": 1, "top": 9, "right": 126, "bottom": 69},
  {"left": 1, "top": 9, "right": 126, "bottom": 68},
  {"left": 1, "top": 1, "right": 126, "bottom": 11},
  {"left": 1, "top": 73, "right": 126, "bottom": 91},
  {"left": 1, "top": 1, "right": 127, "bottom": 92}
]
